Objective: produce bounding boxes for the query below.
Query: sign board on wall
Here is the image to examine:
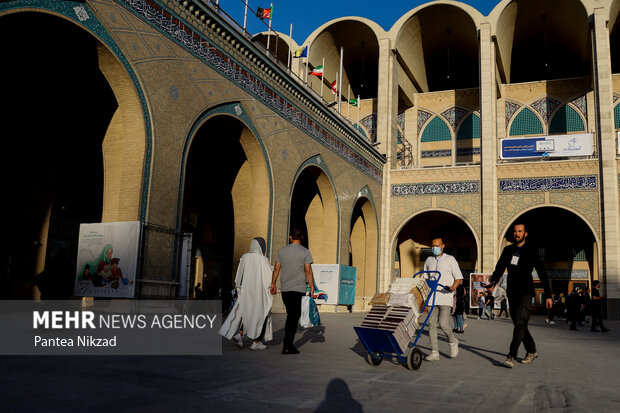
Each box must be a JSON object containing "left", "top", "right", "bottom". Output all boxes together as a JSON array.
[
  {"left": 311, "top": 264, "right": 357, "bottom": 305},
  {"left": 469, "top": 273, "right": 507, "bottom": 310},
  {"left": 501, "top": 133, "right": 593, "bottom": 159},
  {"left": 74, "top": 221, "right": 141, "bottom": 298}
]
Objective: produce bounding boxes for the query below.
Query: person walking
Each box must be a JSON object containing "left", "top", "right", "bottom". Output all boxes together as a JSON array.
[
  {"left": 423, "top": 236, "right": 462, "bottom": 362},
  {"left": 270, "top": 228, "right": 315, "bottom": 355},
  {"left": 452, "top": 283, "right": 467, "bottom": 333},
  {"left": 484, "top": 223, "right": 552, "bottom": 368},
  {"left": 590, "top": 280, "right": 610, "bottom": 332},
  {"left": 484, "top": 291, "right": 495, "bottom": 320},
  {"left": 219, "top": 237, "right": 274, "bottom": 350},
  {"left": 498, "top": 295, "right": 509, "bottom": 318},
  {"left": 478, "top": 292, "right": 486, "bottom": 319}
]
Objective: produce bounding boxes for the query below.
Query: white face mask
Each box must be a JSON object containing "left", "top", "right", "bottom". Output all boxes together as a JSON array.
[{"left": 432, "top": 246, "right": 442, "bottom": 256}]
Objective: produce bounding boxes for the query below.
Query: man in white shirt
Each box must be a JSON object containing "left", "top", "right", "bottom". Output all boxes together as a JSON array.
[{"left": 423, "top": 236, "right": 463, "bottom": 361}]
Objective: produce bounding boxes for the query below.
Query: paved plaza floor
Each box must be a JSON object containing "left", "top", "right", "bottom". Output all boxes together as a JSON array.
[{"left": 1, "top": 312, "right": 619, "bottom": 412}]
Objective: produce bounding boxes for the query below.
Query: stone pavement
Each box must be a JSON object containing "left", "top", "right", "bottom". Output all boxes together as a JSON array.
[{"left": 1, "top": 312, "right": 620, "bottom": 412}]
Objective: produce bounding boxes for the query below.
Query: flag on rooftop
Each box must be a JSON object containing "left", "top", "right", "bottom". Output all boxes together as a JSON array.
[
  {"left": 293, "top": 46, "right": 308, "bottom": 58},
  {"left": 309, "top": 65, "right": 323, "bottom": 77},
  {"left": 256, "top": 6, "right": 273, "bottom": 20},
  {"left": 330, "top": 80, "right": 338, "bottom": 95},
  {"left": 349, "top": 97, "right": 358, "bottom": 106}
]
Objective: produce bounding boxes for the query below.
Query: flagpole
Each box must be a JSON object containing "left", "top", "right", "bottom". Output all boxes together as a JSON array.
[
  {"left": 267, "top": 3, "right": 273, "bottom": 51},
  {"left": 357, "top": 95, "right": 360, "bottom": 124},
  {"left": 334, "top": 71, "right": 338, "bottom": 103},
  {"left": 243, "top": 0, "right": 248, "bottom": 32},
  {"left": 288, "top": 24, "right": 293, "bottom": 69},
  {"left": 347, "top": 84, "right": 350, "bottom": 119},
  {"left": 320, "top": 57, "right": 324, "bottom": 98},
  {"left": 305, "top": 45, "right": 310, "bottom": 83},
  {"left": 338, "top": 47, "right": 343, "bottom": 113}
]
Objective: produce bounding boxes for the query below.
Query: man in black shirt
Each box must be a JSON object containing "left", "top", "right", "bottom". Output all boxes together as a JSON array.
[
  {"left": 591, "top": 280, "right": 610, "bottom": 332},
  {"left": 485, "top": 223, "right": 552, "bottom": 368}
]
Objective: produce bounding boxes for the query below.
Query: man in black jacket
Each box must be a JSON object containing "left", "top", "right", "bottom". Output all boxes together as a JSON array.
[{"left": 485, "top": 223, "right": 552, "bottom": 368}]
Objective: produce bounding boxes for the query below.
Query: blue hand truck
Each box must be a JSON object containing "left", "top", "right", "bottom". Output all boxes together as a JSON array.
[{"left": 353, "top": 270, "right": 447, "bottom": 370}]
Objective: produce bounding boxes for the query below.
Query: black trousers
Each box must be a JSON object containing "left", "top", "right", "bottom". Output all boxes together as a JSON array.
[
  {"left": 508, "top": 294, "right": 536, "bottom": 358},
  {"left": 281, "top": 291, "right": 304, "bottom": 349}
]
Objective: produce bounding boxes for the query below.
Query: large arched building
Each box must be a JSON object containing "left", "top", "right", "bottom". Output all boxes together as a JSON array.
[{"left": 3, "top": 0, "right": 620, "bottom": 318}]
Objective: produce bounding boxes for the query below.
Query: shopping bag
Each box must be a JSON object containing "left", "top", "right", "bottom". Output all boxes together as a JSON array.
[
  {"left": 309, "top": 296, "right": 321, "bottom": 326},
  {"left": 300, "top": 295, "right": 312, "bottom": 328}
]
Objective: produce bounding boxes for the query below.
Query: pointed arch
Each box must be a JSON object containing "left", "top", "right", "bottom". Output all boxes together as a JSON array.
[
  {"left": 509, "top": 107, "right": 544, "bottom": 136},
  {"left": 549, "top": 104, "right": 586, "bottom": 134},
  {"left": 421, "top": 116, "right": 452, "bottom": 142}
]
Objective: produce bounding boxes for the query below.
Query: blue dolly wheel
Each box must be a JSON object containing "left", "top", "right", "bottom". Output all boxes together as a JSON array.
[
  {"left": 406, "top": 347, "right": 423, "bottom": 370},
  {"left": 366, "top": 352, "right": 383, "bottom": 366}
]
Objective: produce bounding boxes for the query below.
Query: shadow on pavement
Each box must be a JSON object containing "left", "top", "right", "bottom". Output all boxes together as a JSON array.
[{"left": 314, "top": 378, "right": 364, "bottom": 413}]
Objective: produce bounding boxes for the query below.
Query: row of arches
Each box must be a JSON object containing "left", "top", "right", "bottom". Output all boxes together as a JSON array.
[
  {"left": 0, "top": 10, "right": 379, "bottom": 302},
  {"left": 255, "top": 0, "right": 620, "bottom": 99},
  {"left": 394, "top": 206, "right": 599, "bottom": 303},
  {"left": 509, "top": 102, "right": 587, "bottom": 137}
]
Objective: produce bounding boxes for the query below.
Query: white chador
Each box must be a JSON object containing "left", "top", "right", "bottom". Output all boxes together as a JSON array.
[{"left": 219, "top": 238, "right": 273, "bottom": 341}]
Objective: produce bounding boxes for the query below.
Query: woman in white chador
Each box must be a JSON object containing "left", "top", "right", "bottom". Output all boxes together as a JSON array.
[{"left": 219, "top": 237, "right": 273, "bottom": 350}]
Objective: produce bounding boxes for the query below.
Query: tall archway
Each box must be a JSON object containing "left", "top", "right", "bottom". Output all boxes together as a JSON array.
[
  {"left": 181, "top": 113, "right": 270, "bottom": 297},
  {"left": 501, "top": 206, "right": 598, "bottom": 302},
  {"left": 349, "top": 196, "right": 378, "bottom": 308},
  {"left": 289, "top": 165, "right": 338, "bottom": 264},
  {"left": 1, "top": 12, "right": 145, "bottom": 299},
  {"left": 394, "top": 211, "right": 478, "bottom": 281}
]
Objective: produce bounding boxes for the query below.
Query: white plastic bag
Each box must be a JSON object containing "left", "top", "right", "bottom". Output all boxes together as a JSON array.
[{"left": 299, "top": 295, "right": 312, "bottom": 328}]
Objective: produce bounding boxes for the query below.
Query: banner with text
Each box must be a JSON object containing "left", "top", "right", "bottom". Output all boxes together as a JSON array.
[{"left": 501, "top": 133, "right": 593, "bottom": 159}]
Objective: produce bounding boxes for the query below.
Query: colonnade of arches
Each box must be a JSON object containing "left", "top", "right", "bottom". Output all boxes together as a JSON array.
[{"left": 392, "top": 206, "right": 599, "bottom": 304}]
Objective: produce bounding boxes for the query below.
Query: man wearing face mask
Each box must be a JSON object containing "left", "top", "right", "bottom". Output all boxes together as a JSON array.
[
  {"left": 485, "top": 222, "right": 552, "bottom": 368},
  {"left": 423, "top": 236, "right": 463, "bottom": 361}
]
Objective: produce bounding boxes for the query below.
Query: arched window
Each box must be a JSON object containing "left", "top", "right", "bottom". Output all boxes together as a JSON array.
[
  {"left": 456, "top": 113, "right": 481, "bottom": 140},
  {"left": 614, "top": 103, "right": 620, "bottom": 129},
  {"left": 549, "top": 105, "right": 585, "bottom": 134},
  {"left": 421, "top": 117, "right": 451, "bottom": 142},
  {"left": 509, "top": 107, "right": 543, "bottom": 136}
]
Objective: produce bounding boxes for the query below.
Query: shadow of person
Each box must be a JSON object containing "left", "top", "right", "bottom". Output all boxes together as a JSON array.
[
  {"left": 294, "top": 325, "right": 325, "bottom": 348},
  {"left": 314, "top": 378, "right": 364, "bottom": 413}
]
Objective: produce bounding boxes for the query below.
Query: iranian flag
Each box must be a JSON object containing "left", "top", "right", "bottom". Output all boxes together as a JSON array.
[
  {"left": 330, "top": 80, "right": 337, "bottom": 94},
  {"left": 309, "top": 65, "right": 323, "bottom": 77}
]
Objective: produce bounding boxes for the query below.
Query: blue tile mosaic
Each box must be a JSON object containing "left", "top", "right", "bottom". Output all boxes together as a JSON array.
[
  {"left": 441, "top": 107, "right": 469, "bottom": 131},
  {"left": 360, "top": 114, "right": 377, "bottom": 142},
  {"left": 118, "top": 0, "right": 382, "bottom": 182},
  {"left": 417, "top": 110, "right": 432, "bottom": 135},
  {"left": 505, "top": 100, "right": 521, "bottom": 127},
  {"left": 499, "top": 175, "right": 597, "bottom": 192},
  {"left": 392, "top": 181, "right": 479, "bottom": 196},
  {"left": 456, "top": 147, "right": 481, "bottom": 156},
  {"left": 421, "top": 149, "right": 451, "bottom": 158},
  {"left": 531, "top": 96, "right": 561, "bottom": 123}
]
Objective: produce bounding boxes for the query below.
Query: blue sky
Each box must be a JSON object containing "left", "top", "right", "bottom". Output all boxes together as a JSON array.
[{"left": 214, "top": 0, "right": 500, "bottom": 44}]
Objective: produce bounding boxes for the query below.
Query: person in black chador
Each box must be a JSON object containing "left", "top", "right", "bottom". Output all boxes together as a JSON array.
[
  {"left": 484, "top": 223, "right": 552, "bottom": 368},
  {"left": 590, "top": 280, "right": 610, "bottom": 332}
]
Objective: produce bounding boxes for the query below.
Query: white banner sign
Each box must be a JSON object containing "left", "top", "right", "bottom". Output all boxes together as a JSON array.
[
  {"left": 501, "top": 133, "right": 593, "bottom": 159},
  {"left": 74, "top": 221, "right": 141, "bottom": 298}
]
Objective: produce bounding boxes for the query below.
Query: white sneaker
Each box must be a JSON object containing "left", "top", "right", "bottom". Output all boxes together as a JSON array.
[
  {"left": 449, "top": 339, "right": 459, "bottom": 358},
  {"left": 233, "top": 334, "right": 244, "bottom": 348},
  {"left": 425, "top": 351, "right": 440, "bottom": 361},
  {"left": 250, "top": 341, "right": 267, "bottom": 350},
  {"left": 545, "top": 319, "right": 550, "bottom": 324},
  {"left": 549, "top": 321, "right": 556, "bottom": 325}
]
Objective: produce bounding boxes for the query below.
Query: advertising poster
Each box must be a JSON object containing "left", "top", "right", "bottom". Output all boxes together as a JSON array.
[
  {"left": 500, "top": 133, "right": 593, "bottom": 159},
  {"left": 470, "top": 273, "right": 507, "bottom": 309},
  {"left": 311, "top": 264, "right": 339, "bottom": 304},
  {"left": 74, "top": 221, "right": 141, "bottom": 298},
  {"left": 337, "top": 266, "right": 357, "bottom": 306}
]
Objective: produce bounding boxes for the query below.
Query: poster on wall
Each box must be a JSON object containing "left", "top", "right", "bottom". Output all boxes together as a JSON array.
[
  {"left": 500, "top": 133, "right": 593, "bottom": 159},
  {"left": 74, "top": 221, "right": 141, "bottom": 298},
  {"left": 469, "top": 273, "right": 507, "bottom": 310}
]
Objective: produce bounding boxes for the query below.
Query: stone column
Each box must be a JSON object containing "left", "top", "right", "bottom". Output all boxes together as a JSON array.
[
  {"left": 593, "top": 8, "right": 620, "bottom": 318},
  {"left": 377, "top": 37, "right": 399, "bottom": 291},
  {"left": 479, "top": 23, "right": 498, "bottom": 274}
]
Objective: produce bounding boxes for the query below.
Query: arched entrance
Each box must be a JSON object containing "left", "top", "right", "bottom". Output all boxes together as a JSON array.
[
  {"left": 394, "top": 210, "right": 478, "bottom": 280},
  {"left": 289, "top": 165, "right": 338, "bottom": 264},
  {"left": 1, "top": 12, "right": 145, "bottom": 299},
  {"left": 180, "top": 113, "right": 270, "bottom": 299},
  {"left": 349, "top": 196, "right": 378, "bottom": 307},
  {"left": 501, "top": 207, "right": 598, "bottom": 303}
]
